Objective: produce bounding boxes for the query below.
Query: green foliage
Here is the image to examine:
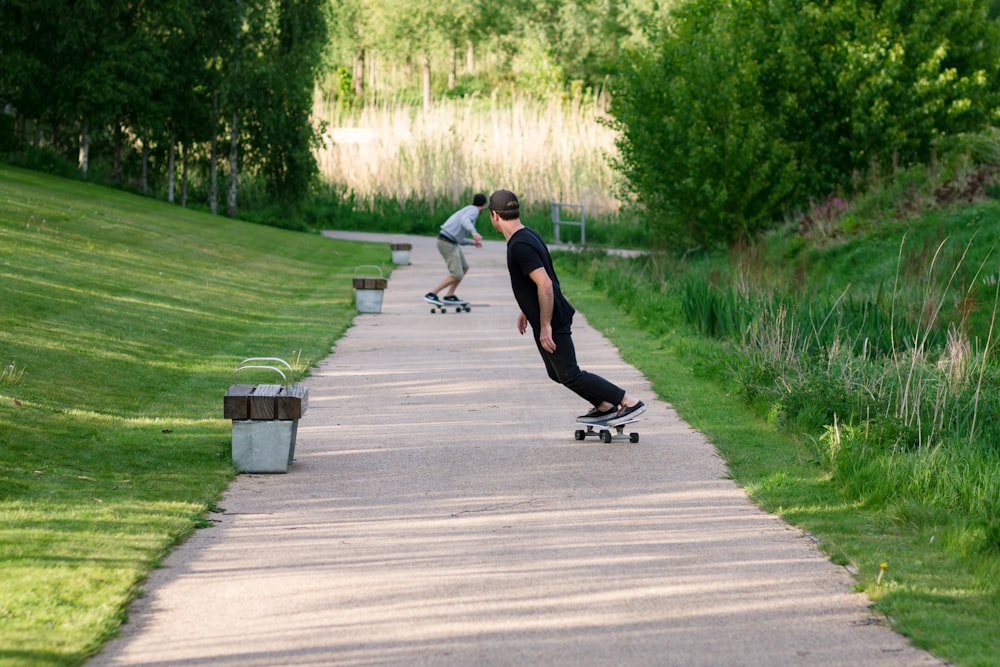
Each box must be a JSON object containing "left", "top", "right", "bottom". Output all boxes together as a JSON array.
[
  {"left": 701, "top": 204, "right": 1000, "bottom": 552},
  {"left": 242, "top": 0, "right": 329, "bottom": 204},
  {"left": 4, "top": 146, "right": 81, "bottom": 180},
  {"left": 610, "top": 0, "right": 1000, "bottom": 247},
  {"left": 609, "top": 2, "right": 800, "bottom": 248},
  {"left": 0, "top": 0, "right": 329, "bottom": 219},
  {"left": 323, "top": 0, "right": 678, "bottom": 102}
]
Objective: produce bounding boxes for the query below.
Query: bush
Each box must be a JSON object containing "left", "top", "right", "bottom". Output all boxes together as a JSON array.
[{"left": 610, "top": 0, "right": 1000, "bottom": 248}]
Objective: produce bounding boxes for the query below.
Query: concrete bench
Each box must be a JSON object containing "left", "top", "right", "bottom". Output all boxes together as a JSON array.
[
  {"left": 224, "top": 359, "right": 308, "bottom": 473},
  {"left": 353, "top": 266, "right": 388, "bottom": 313}
]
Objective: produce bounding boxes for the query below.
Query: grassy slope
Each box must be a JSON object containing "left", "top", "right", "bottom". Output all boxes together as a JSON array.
[{"left": 0, "top": 165, "right": 389, "bottom": 666}]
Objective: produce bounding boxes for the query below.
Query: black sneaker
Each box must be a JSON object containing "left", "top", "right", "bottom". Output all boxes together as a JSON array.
[
  {"left": 442, "top": 295, "right": 467, "bottom": 304},
  {"left": 608, "top": 401, "right": 646, "bottom": 425},
  {"left": 424, "top": 292, "right": 442, "bottom": 304},
  {"left": 577, "top": 406, "right": 618, "bottom": 423}
]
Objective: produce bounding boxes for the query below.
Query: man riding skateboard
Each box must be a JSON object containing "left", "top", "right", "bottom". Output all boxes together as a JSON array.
[{"left": 487, "top": 189, "right": 646, "bottom": 426}]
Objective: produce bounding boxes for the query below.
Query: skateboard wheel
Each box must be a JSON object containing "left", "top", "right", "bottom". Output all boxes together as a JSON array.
[
  {"left": 630, "top": 433, "right": 639, "bottom": 443},
  {"left": 600, "top": 430, "right": 612, "bottom": 443},
  {"left": 574, "top": 430, "right": 586, "bottom": 441}
]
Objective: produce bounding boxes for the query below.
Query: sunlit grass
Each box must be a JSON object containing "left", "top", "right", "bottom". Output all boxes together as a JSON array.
[{"left": 0, "top": 163, "right": 389, "bottom": 666}]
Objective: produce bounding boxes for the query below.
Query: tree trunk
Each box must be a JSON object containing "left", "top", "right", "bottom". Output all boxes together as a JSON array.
[
  {"left": 209, "top": 91, "right": 218, "bottom": 214},
  {"left": 225, "top": 0, "right": 242, "bottom": 216},
  {"left": 448, "top": 44, "right": 456, "bottom": 90},
  {"left": 140, "top": 133, "right": 149, "bottom": 194},
  {"left": 422, "top": 53, "right": 432, "bottom": 111},
  {"left": 167, "top": 135, "right": 176, "bottom": 204},
  {"left": 227, "top": 110, "right": 238, "bottom": 217},
  {"left": 78, "top": 124, "right": 89, "bottom": 177},
  {"left": 466, "top": 40, "right": 474, "bottom": 73},
  {"left": 180, "top": 142, "right": 188, "bottom": 208},
  {"left": 354, "top": 46, "right": 365, "bottom": 97},
  {"left": 112, "top": 118, "right": 122, "bottom": 183}
]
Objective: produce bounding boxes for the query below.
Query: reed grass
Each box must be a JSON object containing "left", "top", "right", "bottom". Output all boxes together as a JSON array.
[
  {"left": 313, "top": 92, "right": 622, "bottom": 216},
  {"left": 556, "top": 248, "right": 1000, "bottom": 665}
]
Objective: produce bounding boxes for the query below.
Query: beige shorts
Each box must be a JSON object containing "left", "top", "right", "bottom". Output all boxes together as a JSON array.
[{"left": 437, "top": 238, "right": 468, "bottom": 280}]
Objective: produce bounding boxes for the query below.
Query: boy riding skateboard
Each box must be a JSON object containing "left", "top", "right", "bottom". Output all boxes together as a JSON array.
[{"left": 424, "top": 194, "right": 487, "bottom": 306}]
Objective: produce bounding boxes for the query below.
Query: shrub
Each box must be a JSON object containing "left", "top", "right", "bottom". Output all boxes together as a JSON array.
[{"left": 610, "top": 0, "right": 1000, "bottom": 247}]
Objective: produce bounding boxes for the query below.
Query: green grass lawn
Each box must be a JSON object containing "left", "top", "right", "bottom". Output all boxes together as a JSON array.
[{"left": 0, "top": 164, "right": 389, "bottom": 666}]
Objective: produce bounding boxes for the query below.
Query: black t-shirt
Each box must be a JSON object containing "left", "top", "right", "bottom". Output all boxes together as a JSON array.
[{"left": 506, "top": 227, "right": 575, "bottom": 333}]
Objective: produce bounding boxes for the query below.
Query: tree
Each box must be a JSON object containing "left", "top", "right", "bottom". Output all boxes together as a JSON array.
[
  {"left": 610, "top": 0, "right": 1000, "bottom": 248},
  {"left": 242, "top": 0, "right": 328, "bottom": 205}
]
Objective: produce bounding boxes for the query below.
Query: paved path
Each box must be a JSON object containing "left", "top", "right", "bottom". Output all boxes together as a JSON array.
[{"left": 89, "top": 232, "right": 942, "bottom": 666}]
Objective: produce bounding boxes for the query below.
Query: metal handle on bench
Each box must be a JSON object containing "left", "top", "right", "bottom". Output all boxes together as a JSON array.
[
  {"left": 239, "top": 357, "right": 294, "bottom": 380},
  {"left": 353, "top": 265, "right": 383, "bottom": 278},
  {"left": 230, "top": 365, "right": 288, "bottom": 386}
]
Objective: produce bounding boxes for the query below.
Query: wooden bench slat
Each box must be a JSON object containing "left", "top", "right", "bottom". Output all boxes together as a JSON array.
[
  {"left": 276, "top": 385, "right": 309, "bottom": 420},
  {"left": 225, "top": 383, "right": 308, "bottom": 421},
  {"left": 223, "top": 384, "right": 255, "bottom": 420},
  {"left": 353, "top": 277, "right": 388, "bottom": 289},
  {"left": 249, "top": 384, "right": 282, "bottom": 420}
]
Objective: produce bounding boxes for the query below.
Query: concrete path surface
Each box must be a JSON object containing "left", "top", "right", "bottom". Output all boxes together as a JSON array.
[{"left": 89, "top": 231, "right": 942, "bottom": 667}]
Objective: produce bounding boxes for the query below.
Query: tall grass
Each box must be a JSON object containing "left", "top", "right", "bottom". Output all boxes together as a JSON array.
[
  {"left": 700, "top": 235, "right": 1000, "bottom": 554},
  {"left": 313, "top": 92, "right": 623, "bottom": 217},
  {"left": 560, "top": 203, "right": 1000, "bottom": 557}
]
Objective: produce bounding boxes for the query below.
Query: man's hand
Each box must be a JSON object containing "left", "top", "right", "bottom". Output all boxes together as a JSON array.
[
  {"left": 538, "top": 323, "right": 556, "bottom": 353},
  {"left": 472, "top": 232, "right": 483, "bottom": 247},
  {"left": 517, "top": 313, "right": 528, "bottom": 335}
]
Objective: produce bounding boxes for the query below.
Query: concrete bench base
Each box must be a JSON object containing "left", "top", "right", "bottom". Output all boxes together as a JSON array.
[{"left": 231, "top": 419, "right": 296, "bottom": 473}]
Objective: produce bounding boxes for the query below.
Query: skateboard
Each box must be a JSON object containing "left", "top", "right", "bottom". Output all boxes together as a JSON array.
[
  {"left": 426, "top": 296, "right": 471, "bottom": 313},
  {"left": 574, "top": 418, "right": 640, "bottom": 443}
]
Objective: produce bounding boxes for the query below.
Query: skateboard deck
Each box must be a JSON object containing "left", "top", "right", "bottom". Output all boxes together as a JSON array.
[
  {"left": 425, "top": 296, "right": 471, "bottom": 313},
  {"left": 574, "top": 418, "right": 640, "bottom": 443}
]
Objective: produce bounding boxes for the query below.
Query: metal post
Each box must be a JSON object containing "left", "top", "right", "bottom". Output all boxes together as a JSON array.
[{"left": 551, "top": 202, "right": 585, "bottom": 245}]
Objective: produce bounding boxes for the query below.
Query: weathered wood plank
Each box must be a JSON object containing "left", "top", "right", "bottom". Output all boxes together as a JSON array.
[
  {"left": 276, "top": 384, "right": 309, "bottom": 420},
  {"left": 249, "top": 384, "right": 282, "bottom": 420},
  {"left": 352, "top": 277, "right": 387, "bottom": 289},
  {"left": 223, "top": 384, "right": 255, "bottom": 420}
]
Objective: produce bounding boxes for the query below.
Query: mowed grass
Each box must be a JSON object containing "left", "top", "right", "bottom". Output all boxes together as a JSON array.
[{"left": 0, "top": 164, "right": 389, "bottom": 666}]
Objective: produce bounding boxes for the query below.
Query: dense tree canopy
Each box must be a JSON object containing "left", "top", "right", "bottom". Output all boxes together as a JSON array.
[
  {"left": 321, "top": 0, "right": 672, "bottom": 103},
  {"left": 5, "top": 0, "right": 1000, "bottom": 243},
  {"left": 610, "top": 0, "right": 1000, "bottom": 248},
  {"left": 0, "top": 0, "right": 328, "bottom": 212}
]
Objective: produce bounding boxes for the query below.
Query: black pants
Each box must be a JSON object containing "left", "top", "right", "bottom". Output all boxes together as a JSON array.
[{"left": 534, "top": 324, "right": 625, "bottom": 408}]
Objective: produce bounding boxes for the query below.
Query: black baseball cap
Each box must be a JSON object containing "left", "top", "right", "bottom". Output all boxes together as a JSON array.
[{"left": 488, "top": 190, "right": 519, "bottom": 213}]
